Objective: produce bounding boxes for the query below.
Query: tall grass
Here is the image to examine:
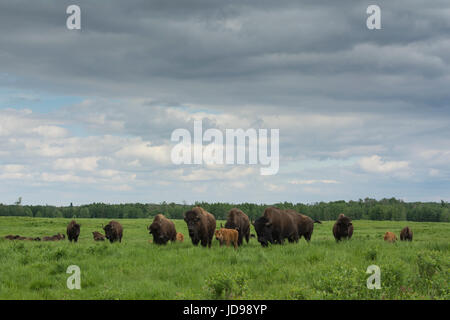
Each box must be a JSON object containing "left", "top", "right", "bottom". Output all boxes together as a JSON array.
[{"left": 0, "top": 217, "right": 448, "bottom": 299}]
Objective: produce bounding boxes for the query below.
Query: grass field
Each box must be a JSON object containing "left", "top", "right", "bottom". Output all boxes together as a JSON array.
[{"left": 0, "top": 216, "right": 448, "bottom": 300}]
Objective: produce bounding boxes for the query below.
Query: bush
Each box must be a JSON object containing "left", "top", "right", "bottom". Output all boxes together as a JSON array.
[{"left": 205, "top": 271, "right": 248, "bottom": 299}]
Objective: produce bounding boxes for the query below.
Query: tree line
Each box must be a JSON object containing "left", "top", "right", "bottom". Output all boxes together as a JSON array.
[{"left": 0, "top": 198, "right": 449, "bottom": 222}]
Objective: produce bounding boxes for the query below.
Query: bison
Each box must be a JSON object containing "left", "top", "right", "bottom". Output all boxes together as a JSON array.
[
  {"left": 384, "top": 231, "right": 397, "bottom": 243},
  {"left": 184, "top": 206, "right": 216, "bottom": 248},
  {"left": 67, "top": 220, "right": 81, "bottom": 242},
  {"left": 252, "top": 207, "right": 298, "bottom": 247},
  {"left": 285, "top": 209, "right": 321, "bottom": 242},
  {"left": 224, "top": 208, "right": 250, "bottom": 246},
  {"left": 103, "top": 221, "right": 123, "bottom": 243},
  {"left": 176, "top": 232, "right": 184, "bottom": 242},
  {"left": 42, "top": 233, "right": 65, "bottom": 241},
  {"left": 332, "top": 214, "right": 354, "bottom": 241},
  {"left": 400, "top": 226, "right": 413, "bottom": 241},
  {"left": 92, "top": 231, "right": 105, "bottom": 241},
  {"left": 148, "top": 214, "right": 177, "bottom": 245},
  {"left": 4, "top": 235, "right": 20, "bottom": 240},
  {"left": 215, "top": 228, "right": 239, "bottom": 249}
]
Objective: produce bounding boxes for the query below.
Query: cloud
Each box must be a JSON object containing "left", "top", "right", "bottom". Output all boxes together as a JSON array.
[
  {"left": 1, "top": 1, "right": 450, "bottom": 204},
  {"left": 358, "top": 155, "right": 409, "bottom": 174},
  {"left": 289, "top": 179, "right": 339, "bottom": 185},
  {"left": 53, "top": 157, "right": 100, "bottom": 172}
]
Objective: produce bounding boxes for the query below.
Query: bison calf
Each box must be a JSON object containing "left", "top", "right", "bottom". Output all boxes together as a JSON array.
[
  {"left": 92, "top": 231, "right": 105, "bottom": 241},
  {"left": 215, "top": 228, "right": 239, "bottom": 249},
  {"left": 176, "top": 232, "right": 184, "bottom": 242},
  {"left": 384, "top": 231, "right": 397, "bottom": 243}
]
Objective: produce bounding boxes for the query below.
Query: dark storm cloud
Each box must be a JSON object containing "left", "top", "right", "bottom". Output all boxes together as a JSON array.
[{"left": 0, "top": 0, "right": 449, "bottom": 110}]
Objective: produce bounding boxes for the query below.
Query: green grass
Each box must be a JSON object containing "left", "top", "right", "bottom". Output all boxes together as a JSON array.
[{"left": 0, "top": 217, "right": 448, "bottom": 300}]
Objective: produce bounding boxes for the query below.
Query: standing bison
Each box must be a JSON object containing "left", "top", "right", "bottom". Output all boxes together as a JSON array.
[
  {"left": 148, "top": 214, "right": 177, "bottom": 245},
  {"left": 252, "top": 207, "right": 298, "bottom": 247},
  {"left": 67, "top": 220, "right": 81, "bottom": 242},
  {"left": 215, "top": 228, "right": 239, "bottom": 249},
  {"left": 286, "top": 209, "right": 321, "bottom": 242},
  {"left": 103, "top": 221, "right": 123, "bottom": 243},
  {"left": 224, "top": 208, "right": 250, "bottom": 246},
  {"left": 184, "top": 207, "right": 216, "bottom": 248},
  {"left": 400, "top": 226, "right": 413, "bottom": 241},
  {"left": 333, "top": 214, "right": 354, "bottom": 241}
]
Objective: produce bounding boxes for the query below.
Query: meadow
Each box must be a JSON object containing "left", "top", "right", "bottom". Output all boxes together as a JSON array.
[{"left": 0, "top": 216, "right": 448, "bottom": 300}]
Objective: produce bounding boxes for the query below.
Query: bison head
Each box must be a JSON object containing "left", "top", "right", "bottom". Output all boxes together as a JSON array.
[
  {"left": 184, "top": 210, "right": 201, "bottom": 239},
  {"left": 148, "top": 220, "right": 168, "bottom": 243},
  {"left": 336, "top": 215, "right": 352, "bottom": 236},
  {"left": 103, "top": 224, "right": 113, "bottom": 240},
  {"left": 215, "top": 229, "right": 224, "bottom": 241},
  {"left": 253, "top": 217, "right": 273, "bottom": 247}
]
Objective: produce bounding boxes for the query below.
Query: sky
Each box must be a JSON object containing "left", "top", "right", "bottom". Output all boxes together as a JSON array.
[{"left": 0, "top": 0, "right": 449, "bottom": 205}]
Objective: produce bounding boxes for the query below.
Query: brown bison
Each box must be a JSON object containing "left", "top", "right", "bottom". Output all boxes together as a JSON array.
[
  {"left": 252, "top": 207, "right": 298, "bottom": 247},
  {"left": 285, "top": 209, "right": 321, "bottom": 242},
  {"left": 67, "top": 220, "right": 81, "bottom": 242},
  {"left": 333, "top": 214, "right": 354, "bottom": 241},
  {"left": 92, "top": 231, "right": 105, "bottom": 241},
  {"left": 176, "top": 232, "right": 184, "bottom": 242},
  {"left": 184, "top": 206, "right": 216, "bottom": 248},
  {"left": 215, "top": 228, "right": 239, "bottom": 249},
  {"left": 43, "top": 233, "right": 65, "bottom": 241},
  {"left": 224, "top": 208, "right": 250, "bottom": 246},
  {"left": 384, "top": 231, "right": 397, "bottom": 243},
  {"left": 148, "top": 214, "right": 177, "bottom": 245},
  {"left": 4, "top": 235, "right": 20, "bottom": 240},
  {"left": 103, "top": 221, "right": 123, "bottom": 243},
  {"left": 400, "top": 226, "right": 413, "bottom": 241}
]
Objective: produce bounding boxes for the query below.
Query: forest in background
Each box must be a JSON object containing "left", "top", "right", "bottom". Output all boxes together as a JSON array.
[{"left": 0, "top": 198, "right": 449, "bottom": 222}]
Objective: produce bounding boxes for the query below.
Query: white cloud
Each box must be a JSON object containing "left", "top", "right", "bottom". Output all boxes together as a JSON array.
[
  {"left": 289, "top": 179, "right": 339, "bottom": 185},
  {"left": 358, "top": 155, "right": 409, "bottom": 174},
  {"left": 53, "top": 157, "right": 100, "bottom": 172}
]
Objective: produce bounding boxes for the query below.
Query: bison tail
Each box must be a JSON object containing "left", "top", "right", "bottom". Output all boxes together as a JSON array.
[{"left": 314, "top": 219, "right": 322, "bottom": 224}]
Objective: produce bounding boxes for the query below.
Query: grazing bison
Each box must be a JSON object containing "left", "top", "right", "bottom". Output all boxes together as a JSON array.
[
  {"left": 184, "top": 206, "right": 216, "bottom": 248},
  {"left": 148, "top": 214, "right": 177, "bottom": 245},
  {"left": 176, "top": 232, "right": 184, "bottom": 242},
  {"left": 224, "top": 208, "right": 250, "bottom": 246},
  {"left": 103, "top": 221, "right": 123, "bottom": 243},
  {"left": 67, "top": 220, "right": 81, "bottom": 242},
  {"left": 384, "top": 231, "right": 397, "bottom": 243},
  {"left": 252, "top": 207, "right": 298, "bottom": 247},
  {"left": 92, "top": 231, "right": 105, "bottom": 241},
  {"left": 332, "top": 214, "right": 354, "bottom": 241},
  {"left": 285, "top": 210, "right": 321, "bottom": 242},
  {"left": 400, "top": 226, "right": 413, "bottom": 241},
  {"left": 215, "top": 228, "right": 239, "bottom": 249}
]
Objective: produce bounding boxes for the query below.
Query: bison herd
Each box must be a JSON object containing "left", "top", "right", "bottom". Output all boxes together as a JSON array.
[{"left": 3, "top": 207, "right": 414, "bottom": 247}]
